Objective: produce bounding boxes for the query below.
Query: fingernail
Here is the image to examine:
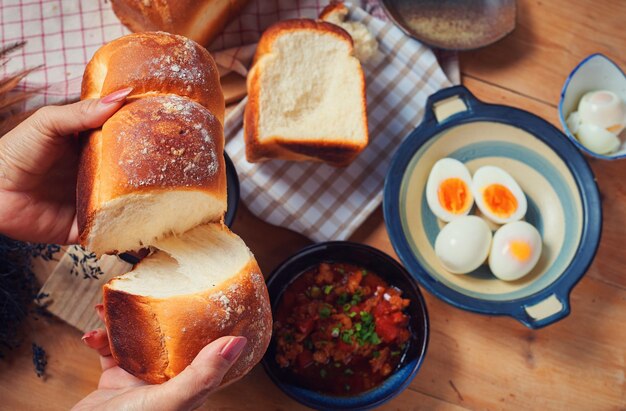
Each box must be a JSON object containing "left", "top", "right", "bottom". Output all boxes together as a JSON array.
[
  {"left": 81, "top": 330, "right": 97, "bottom": 343},
  {"left": 100, "top": 87, "right": 133, "bottom": 104},
  {"left": 94, "top": 304, "right": 103, "bottom": 311},
  {"left": 219, "top": 337, "right": 247, "bottom": 362}
]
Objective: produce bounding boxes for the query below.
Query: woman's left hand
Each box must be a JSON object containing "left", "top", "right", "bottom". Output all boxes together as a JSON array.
[{"left": 0, "top": 88, "right": 131, "bottom": 244}]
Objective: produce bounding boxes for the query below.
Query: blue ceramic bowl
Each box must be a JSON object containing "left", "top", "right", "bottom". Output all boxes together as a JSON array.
[
  {"left": 262, "top": 242, "right": 429, "bottom": 410},
  {"left": 559, "top": 53, "right": 626, "bottom": 160},
  {"left": 384, "top": 86, "right": 602, "bottom": 329},
  {"left": 119, "top": 152, "right": 239, "bottom": 264}
]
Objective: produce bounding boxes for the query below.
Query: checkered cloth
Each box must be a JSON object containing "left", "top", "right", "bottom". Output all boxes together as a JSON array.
[
  {"left": 225, "top": 5, "right": 452, "bottom": 242},
  {"left": 0, "top": 0, "right": 387, "bottom": 108},
  {"left": 1, "top": 0, "right": 454, "bottom": 242}
]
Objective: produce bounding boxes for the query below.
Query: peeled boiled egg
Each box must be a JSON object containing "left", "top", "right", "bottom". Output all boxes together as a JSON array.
[
  {"left": 472, "top": 166, "right": 527, "bottom": 224},
  {"left": 576, "top": 122, "right": 621, "bottom": 154},
  {"left": 489, "top": 221, "right": 542, "bottom": 281},
  {"left": 426, "top": 158, "right": 474, "bottom": 222},
  {"left": 435, "top": 216, "right": 492, "bottom": 274},
  {"left": 578, "top": 90, "right": 625, "bottom": 134}
]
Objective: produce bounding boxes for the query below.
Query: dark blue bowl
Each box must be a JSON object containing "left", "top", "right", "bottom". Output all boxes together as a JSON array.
[
  {"left": 119, "top": 151, "right": 239, "bottom": 264},
  {"left": 384, "top": 85, "right": 602, "bottom": 329},
  {"left": 262, "top": 241, "right": 429, "bottom": 411}
]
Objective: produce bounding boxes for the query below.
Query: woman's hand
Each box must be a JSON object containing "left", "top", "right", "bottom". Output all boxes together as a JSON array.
[
  {"left": 74, "top": 306, "right": 247, "bottom": 411},
  {"left": 0, "top": 88, "right": 132, "bottom": 244}
]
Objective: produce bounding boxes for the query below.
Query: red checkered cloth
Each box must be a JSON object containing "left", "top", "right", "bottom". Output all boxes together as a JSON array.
[{"left": 0, "top": 0, "right": 393, "bottom": 109}]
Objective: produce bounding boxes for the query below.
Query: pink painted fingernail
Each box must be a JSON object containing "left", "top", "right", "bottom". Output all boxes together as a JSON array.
[
  {"left": 81, "top": 330, "right": 97, "bottom": 343},
  {"left": 100, "top": 87, "right": 133, "bottom": 104},
  {"left": 219, "top": 337, "right": 247, "bottom": 362}
]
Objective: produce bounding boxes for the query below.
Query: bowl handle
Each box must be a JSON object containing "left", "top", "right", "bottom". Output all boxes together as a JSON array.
[
  {"left": 512, "top": 293, "right": 571, "bottom": 329},
  {"left": 422, "top": 85, "right": 485, "bottom": 124}
]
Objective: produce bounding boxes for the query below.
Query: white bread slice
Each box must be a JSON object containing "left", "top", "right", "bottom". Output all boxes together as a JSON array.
[
  {"left": 320, "top": 2, "right": 378, "bottom": 62},
  {"left": 104, "top": 223, "right": 272, "bottom": 385},
  {"left": 244, "top": 19, "right": 368, "bottom": 167}
]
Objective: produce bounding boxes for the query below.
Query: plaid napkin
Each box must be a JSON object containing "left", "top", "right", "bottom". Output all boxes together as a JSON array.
[{"left": 225, "top": 5, "right": 452, "bottom": 242}]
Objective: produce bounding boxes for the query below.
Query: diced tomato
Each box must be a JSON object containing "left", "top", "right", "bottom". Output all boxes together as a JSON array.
[
  {"left": 298, "top": 318, "right": 315, "bottom": 335},
  {"left": 376, "top": 316, "right": 400, "bottom": 343},
  {"left": 337, "top": 340, "right": 354, "bottom": 352},
  {"left": 390, "top": 311, "right": 406, "bottom": 324},
  {"left": 297, "top": 350, "right": 314, "bottom": 369},
  {"left": 373, "top": 300, "right": 391, "bottom": 317}
]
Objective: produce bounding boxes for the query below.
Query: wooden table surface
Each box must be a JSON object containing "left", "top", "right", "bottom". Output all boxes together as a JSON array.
[{"left": 1, "top": 0, "right": 624, "bottom": 409}]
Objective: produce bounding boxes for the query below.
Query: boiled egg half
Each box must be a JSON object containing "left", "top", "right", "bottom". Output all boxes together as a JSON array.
[
  {"left": 426, "top": 158, "right": 474, "bottom": 222},
  {"left": 489, "top": 221, "right": 542, "bottom": 281},
  {"left": 472, "top": 166, "right": 527, "bottom": 225},
  {"left": 435, "top": 216, "right": 492, "bottom": 274}
]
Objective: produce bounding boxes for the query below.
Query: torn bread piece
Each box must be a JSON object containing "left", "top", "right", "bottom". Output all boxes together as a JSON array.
[
  {"left": 103, "top": 223, "right": 272, "bottom": 385},
  {"left": 320, "top": 2, "right": 378, "bottom": 62}
]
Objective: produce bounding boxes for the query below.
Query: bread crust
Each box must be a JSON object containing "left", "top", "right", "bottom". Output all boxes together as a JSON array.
[
  {"left": 319, "top": 1, "right": 348, "bottom": 21},
  {"left": 77, "top": 95, "right": 226, "bottom": 253},
  {"left": 81, "top": 31, "right": 224, "bottom": 124},
  {"left": 110, "top": 0, "right": 250, "bottom": 47},
  {"left": 103, "top": 256, "right": 272, "bottom": 385},
  {"left": 244, "top": 19, "right": 368, "bottom": 167}
]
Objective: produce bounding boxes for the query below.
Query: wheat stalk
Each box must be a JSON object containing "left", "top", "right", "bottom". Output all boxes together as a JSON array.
[{"left": 0, "top": 42, "right": 43, "bottom": 136}]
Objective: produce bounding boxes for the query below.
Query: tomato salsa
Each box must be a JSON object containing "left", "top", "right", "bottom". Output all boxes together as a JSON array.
[{"left": 273, "top": 262, "right": 411, "bottom": 395}]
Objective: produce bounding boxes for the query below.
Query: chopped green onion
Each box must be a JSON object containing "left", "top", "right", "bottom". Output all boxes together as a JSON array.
[
  {"left": 348, "top": 311, "right": 357, "bottom": 318},
  {"left": 310, "top": 286, "right": 321, "bottom": 298},
  {"left": 344, "top": 368, "right": 354, "bottom": 375},
  {"left": 331, "top": 327, "right": 340, "bottom": 338},
  {"left": 337, "top": 267, "right": 345, "bottom": 274},
  {"left": 391, "top": 350, "right": 401, "bottom": 357},
  {"left": 337, "top": 293, "right": 349, "bottom": 305},
  {"left": 354, "top": 322, "right": 362, "bottom": 332},
  {"left": 319, "top": 306, "right": 331, "bottom": 318},
  {"left": 334, "top": 362, "right": 342, "bottom": 368},
  {"left": 372, "top": 350, "right": 380, "bottom": 358},
  {"left": 360, "top": 311, "right": 372, "bottom": 323},
  {"left": 343, "top": 303, "right": 352, "bottom": 312},
  {"left": 341, "top": 330, "right": 353, "bottom": 344},
  {"left": 362, "top": 269, "right": 368, "bottom": 276},
  {"left": 371, "top": 333, "right": 381, "bottom": 345},
  {"left": 323, "top": 285, "right": 333, "bottom": 295}
]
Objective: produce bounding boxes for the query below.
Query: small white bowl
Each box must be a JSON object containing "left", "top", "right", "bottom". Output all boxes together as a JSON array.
[{"left": 559, "top": 53, "right": 626, "bottom": 160}]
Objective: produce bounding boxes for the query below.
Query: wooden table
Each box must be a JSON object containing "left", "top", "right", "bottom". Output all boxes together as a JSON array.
[{"left": 1, "top": 0, "right": 624, "bottom": 409}]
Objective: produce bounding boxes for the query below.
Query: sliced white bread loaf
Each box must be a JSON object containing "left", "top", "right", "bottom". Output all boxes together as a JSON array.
[
  {"left": 104, "top": 223, "right": 272, "bottom": 385},
  {"left": 244, "top": 19, "right": 368, "bottom": 167},
  {"left": 320, "top": 2, "right": 378, "bottom": 62}
]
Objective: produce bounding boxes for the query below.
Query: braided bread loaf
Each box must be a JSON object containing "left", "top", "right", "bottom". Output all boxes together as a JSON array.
[{"left": 79, "top": 32, "right": 272, "bottom": 385}]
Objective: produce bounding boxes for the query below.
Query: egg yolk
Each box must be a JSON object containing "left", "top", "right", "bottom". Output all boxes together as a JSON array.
[
  {"left": 482, "top": 184, "right": 518, "bottom": 218},
  {"left": 437, "top": 178, "right": 470, "bottom": 214},
  {"left": 509, "top": 240, "right": 532, "bottom": 262}
]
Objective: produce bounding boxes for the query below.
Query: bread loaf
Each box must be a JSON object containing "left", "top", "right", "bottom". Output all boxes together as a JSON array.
[
  {"left": 80, "top": 32, "right": 272, "bottom": 386},
  {"left": 110, "top": 0, "right": 249, "bottom": 47},
  {"left": 78, "top": 32, "right": 226, "bottom": 256},
  {"left": 244, "top": 19, "right": 369, "bottom": 167},
  {"left": 104, "top": 223, "right": 272, "bottom": 385}
]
